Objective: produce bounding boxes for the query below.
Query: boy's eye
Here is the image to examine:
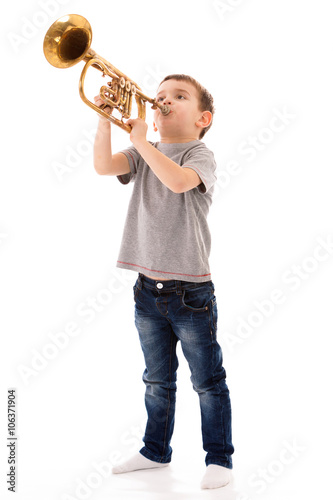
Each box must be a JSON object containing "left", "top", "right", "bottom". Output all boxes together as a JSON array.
[{"left": 156, "top": 94, "right": 186, "bottom": 102}]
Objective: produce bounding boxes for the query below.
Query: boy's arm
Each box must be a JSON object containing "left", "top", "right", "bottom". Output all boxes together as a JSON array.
[
  {"left": 127, "top": 118, "right": 201, "bottom": 194},
  {"left": 93, "top": 97, "right": 130, "bottom": 176}
]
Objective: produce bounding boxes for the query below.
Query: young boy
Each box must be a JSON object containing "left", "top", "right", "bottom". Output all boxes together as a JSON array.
[{"left": 93, "top": 74, "right": 234, "bottom": 489}]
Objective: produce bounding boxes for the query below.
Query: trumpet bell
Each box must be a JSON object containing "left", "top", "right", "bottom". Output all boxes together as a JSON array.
[
  {"left": 43, "top": 14, "right": 92, "bottom": 69},
  {"left": 43, "top": 13, "right": 170, "bottom": 132}
]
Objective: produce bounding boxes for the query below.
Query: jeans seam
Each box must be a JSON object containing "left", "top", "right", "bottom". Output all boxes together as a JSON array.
[
  {"left": 209, "top": 300, "right": 226, "bottom": 451},
  {"left": 160, "top": 332, "right": 174, "bottom": 462},
  {"left": 207, "top": 301, "right": 213, "bottom": 338}
]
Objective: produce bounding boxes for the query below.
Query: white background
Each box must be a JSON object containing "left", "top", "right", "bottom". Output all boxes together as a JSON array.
[{"left": 1, "top": 1, "right": 332, "bottom": 499}]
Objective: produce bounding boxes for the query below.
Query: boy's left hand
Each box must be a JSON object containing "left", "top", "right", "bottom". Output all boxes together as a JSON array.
[{"left": 126, "top": 118, "right": 148, "bottom": 145}]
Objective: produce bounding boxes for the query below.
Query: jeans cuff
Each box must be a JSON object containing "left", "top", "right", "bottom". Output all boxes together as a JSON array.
[
  {"left": 140, "top": 447, "right": 172, "bottom": 464},
  {"left": 206, "top": 458, "right": 233, "bottom": 469}
]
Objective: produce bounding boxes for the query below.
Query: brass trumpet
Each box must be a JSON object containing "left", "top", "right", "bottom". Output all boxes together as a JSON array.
[{"left": 43, "top": 14, "right": 170, "bottom": 133}]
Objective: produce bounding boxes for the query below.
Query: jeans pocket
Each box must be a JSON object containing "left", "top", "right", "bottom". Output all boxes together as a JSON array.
[{"left": 181, "top": 287, "right": 212, "bottom": 312}]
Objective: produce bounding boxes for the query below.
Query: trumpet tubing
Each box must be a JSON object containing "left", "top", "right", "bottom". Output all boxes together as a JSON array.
[{"left": 43, "top": 14, "right": 170, "bottom": 132}]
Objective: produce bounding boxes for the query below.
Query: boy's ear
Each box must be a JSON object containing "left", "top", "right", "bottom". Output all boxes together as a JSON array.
[
  {"left": 196, "top": 111, "right": 212, "bottom": 132},
  {"left": 153, "top": 121, "right": 158, "bottom": 132}
]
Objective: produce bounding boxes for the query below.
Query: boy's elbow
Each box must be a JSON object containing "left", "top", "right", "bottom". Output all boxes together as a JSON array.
[
  {"left": 170, "top": 182, "right": 185, "bottom": 194},
  {"left": 95, "top": 168, "right": 108, "bottom": 176},
  {"left": 170, "top": 170, "right": 201, "bottom": 193},
  {"left": 170, "top": 180, "right": 191, "bottom": 194},
  {"left": 169, "top": 175, "right": 188, "bottom": 194},
  {"left": 94, "top": 165, "right": 106, "bottom": 175},
  {"left": 94, "top": 161, "right": 111, "bottom": 175}
]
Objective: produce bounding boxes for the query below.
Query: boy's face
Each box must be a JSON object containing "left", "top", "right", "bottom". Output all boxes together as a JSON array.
[{"left": 153, "top": 79, "right": 210, "bottom": 142}]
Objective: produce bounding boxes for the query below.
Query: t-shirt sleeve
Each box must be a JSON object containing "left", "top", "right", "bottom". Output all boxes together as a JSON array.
[
  {"left": 117, "top": 145, "right": 141, "bottom": 185},
  {"left": 182, "top": 144, "right": 217, "bottom": 194}
]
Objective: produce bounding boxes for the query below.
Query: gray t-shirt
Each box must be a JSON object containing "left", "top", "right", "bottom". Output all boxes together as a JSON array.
[{"left": 116, "top": 140, "right": 217, "bottom": 282}]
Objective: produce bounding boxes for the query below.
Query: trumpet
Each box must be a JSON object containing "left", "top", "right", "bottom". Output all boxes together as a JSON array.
[{"left": 43, "top": 14, "right": 170, "bottom": 133}]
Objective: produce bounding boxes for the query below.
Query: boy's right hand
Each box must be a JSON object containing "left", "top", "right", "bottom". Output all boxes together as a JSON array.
[{"left": 94, "top": 95, "right": 112, "bottom": 124}]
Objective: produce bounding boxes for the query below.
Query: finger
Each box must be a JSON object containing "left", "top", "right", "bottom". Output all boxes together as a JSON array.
[
  {"left": 94, "top": 98, "right": 112, "bottom": 114},
  {"left": 94, "top": 96, "right": 110, "bottom": 110},
  {"left": 95, "top": 100, "right": 105, "bottom": 109}
]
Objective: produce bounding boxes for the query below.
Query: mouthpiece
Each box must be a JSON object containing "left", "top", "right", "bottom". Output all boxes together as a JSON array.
[{"left": 160, "top": 105, "right": 171, "bottom": 115}]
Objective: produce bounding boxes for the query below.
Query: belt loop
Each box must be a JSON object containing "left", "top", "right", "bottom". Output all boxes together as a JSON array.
[
  {"left": 176, "top": 280, "right": 182, "bottom": 295},
  {"left": 137, "top": 273, "right": 143, "bottom": 290}
]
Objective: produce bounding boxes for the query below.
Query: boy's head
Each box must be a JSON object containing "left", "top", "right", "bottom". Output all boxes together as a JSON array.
[{"left": 153, "top": 74, "right": 215, "bottom": 141}]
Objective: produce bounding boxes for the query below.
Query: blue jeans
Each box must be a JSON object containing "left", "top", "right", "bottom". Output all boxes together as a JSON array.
[{"left": 133, "top": 273, "right": 234, "bottom": 469}]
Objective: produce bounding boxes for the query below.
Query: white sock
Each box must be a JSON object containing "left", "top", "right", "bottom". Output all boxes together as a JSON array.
[
  {"left": 200, "top": 464, "right": 231, "bottom": 489},
  {"left": 112, "top": 453, "right": 169, "bottom": 474}
]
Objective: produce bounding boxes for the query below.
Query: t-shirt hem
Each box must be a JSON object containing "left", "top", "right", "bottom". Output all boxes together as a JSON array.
[
  {"left": 117, "top": 151, "right": 137, "bottom": 184},
  {"left": 116, "top": 261, "right": 212, "bottom": 283},
  {"left": 182, "top": 164, "right": 208, "bottom": 193}
]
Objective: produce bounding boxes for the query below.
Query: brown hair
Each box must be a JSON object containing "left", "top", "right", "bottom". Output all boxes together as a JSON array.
[{"left": 158, "top": 74, "right": 215, "bottom": 139}]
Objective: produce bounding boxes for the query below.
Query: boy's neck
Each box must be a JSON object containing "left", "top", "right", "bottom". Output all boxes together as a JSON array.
[{"left": 159, "top": 136, "right": 200, "bottom": 144}]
